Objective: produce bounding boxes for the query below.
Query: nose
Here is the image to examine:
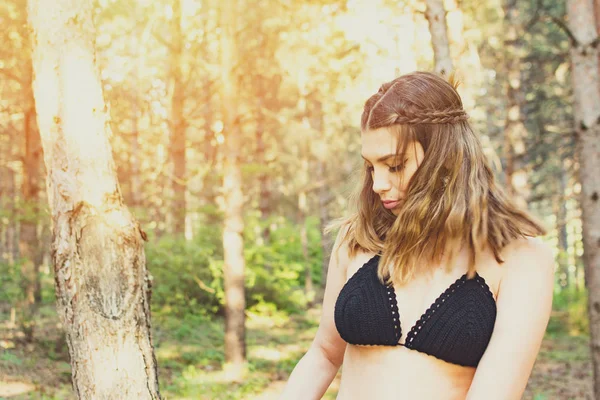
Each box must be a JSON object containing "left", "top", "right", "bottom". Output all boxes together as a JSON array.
[{"left": 372, "top": 169, "right": 392, "bottom": 194}]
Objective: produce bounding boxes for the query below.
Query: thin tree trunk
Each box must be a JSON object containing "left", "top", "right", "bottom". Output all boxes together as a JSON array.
[
  {"left": 425, "top": 0, "right": 453, "bottom": 75},
  {"left": 502, "top": 1, "right": 529, "bottom": 210},
  {"left": 556, "top": 160, "right": 570, "bottom": 288},
  {"left": 199, "top": 1, "right": 219, "bottom": 226},
  {"left": 594, "top": 0, "right": 600, "bottom": 93},
  {"left": 18, "top": 57, "right": 43, "bottom": 342},
  {"left": 298, "top": 189, "right": 314, "bottom": 308},
  {"left": 256, "top": 94, "right": 271, "bottom": 241},
  {"left": 0, "top": 166, "right": 13, "bottom": 264},
  {"left": 307, "top": 98, "right": 332, "bottom": 289},
  {"left": 28, "top": 1, "right": 161, "bottom": 398},
  {"left": 444, "top": 0, "right": 478, "bottom": 112},
  {"left": 219, "top": 0, "right": 247, "bottom": 381},
  {"left": 567, "top": 0, "right": 600, "bottom": 397},
  {"left": 317, "top": 159, "right": 332, "bottom": 285},
  {"left": 1, "top": 166, "right": 18, "bottom": 265},
  {"left": 202, "top": 93, "right": 219, "bottom": 225},
  {"left": 316, "top": 157, "right": 334, "bottom": 306},
  {"left": 170, "top": 0, "right": 186, "bottom": 235}
]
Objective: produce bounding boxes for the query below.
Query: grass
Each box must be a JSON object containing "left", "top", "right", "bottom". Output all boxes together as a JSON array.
[
  {"left": 153, "top": 306, "right": 322, "bottom": 399},
  {"left": 0, "top": 305, "right": 593, "bottom": 399}
]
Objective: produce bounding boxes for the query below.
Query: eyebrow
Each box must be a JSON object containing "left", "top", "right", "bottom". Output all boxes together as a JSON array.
[{"left": 361, "top": 153, "right": 402, "bottom": 163}]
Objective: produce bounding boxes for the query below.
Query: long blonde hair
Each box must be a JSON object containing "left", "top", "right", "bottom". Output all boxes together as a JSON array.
[{"left": 327, "top": 71, "right": 546, "bottom": 287}]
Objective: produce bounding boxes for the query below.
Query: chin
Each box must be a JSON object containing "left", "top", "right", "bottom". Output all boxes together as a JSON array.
[{"left": 391, "top": 201, "right": 404, "bottom": 215}]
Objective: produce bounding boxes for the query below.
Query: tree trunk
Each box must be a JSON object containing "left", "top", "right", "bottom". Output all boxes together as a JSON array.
[
  {"left": 199, "top": 1, "right": 219, "bottom": 226},
  {"left": 306, "top": 97, "right": 331, "bottom": 289},
  {"left": 567, "top": 0, "right": 600, "bottom": 397},
  {"left": 444, "top": 0, "right": 478, "bottom": 112},
  {"left": 170, "top": 0, "right": 187, "bottom": 235},
  {"left": 201, "top": 92, "right": 220, "bottom": 226},
  {"left": 316, "top": 159, "right": 332, "bottom": 284},
  {"left": 219, "top": 0, "right": 247, "bottom": 381},
  {"left": 502, "top": 1, "right": 529, "bottom": 210},
  {"left": 18, "top": 57, "right": 43, "bottom": 342},
  {"left": 27, "top": 1, "right": 161, "bottom": 398},
  {"left": 556, "top": 167, "right": 570, "bottom": 288},
  {"left": 256, "top": 94, "right": 272, "bottom": 241},
  {"left": 424, "top": 0, "right": 453, "bottom": 75},
  {"left": 0, "top": 166, "right": 18, "bottom": 265},
  {"left": 298, "top": 189, "right": 314, "bottom": 308},
  {"left": 594, "top": 0, "right": 600, "bottom": 92}
]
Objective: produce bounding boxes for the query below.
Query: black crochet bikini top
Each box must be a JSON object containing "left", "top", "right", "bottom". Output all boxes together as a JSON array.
[{"left": 334, "top": 254, "right": 497, "bottom": 367}]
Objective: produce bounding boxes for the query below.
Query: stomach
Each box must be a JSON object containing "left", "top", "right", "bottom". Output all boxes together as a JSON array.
[{"left": 336, "top": 344, "right": 476, "bottom": 400}]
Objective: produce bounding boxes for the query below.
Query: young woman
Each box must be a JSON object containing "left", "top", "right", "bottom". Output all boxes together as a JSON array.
[{"left": 280, "top": 71, "right": 554, "bottom": 400}]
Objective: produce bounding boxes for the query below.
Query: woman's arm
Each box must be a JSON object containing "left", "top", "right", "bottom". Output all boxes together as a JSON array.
[
  {"left": 466, "top": 237, "right": 555, "bottom": 400},
  {"left": 279, "top": 226, "right": 351, "bottom": 400},
  {"left": 277, "top": 344, "right": 342, "bottom": 400}
]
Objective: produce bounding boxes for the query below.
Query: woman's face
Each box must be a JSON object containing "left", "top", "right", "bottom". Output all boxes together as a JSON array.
[{"left": 361, "top": 127, "right": 424, "bottom": 216}]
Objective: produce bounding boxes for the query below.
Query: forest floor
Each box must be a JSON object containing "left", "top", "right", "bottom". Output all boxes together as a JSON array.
[{"left": 0, "top": 304, "right": 593, "bottom": 400}]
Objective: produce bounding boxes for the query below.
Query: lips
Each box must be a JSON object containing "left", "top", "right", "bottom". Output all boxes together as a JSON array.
[{"left": 382, "top": 200, "right": 400, "bottom": 209}]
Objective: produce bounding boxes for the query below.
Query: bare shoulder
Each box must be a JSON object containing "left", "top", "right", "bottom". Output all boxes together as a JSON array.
[
  {"left": 500, "top": 236, "right": 554, "bottom": 268},
  {"left": 330, "top": 223, "right": 353, "bottom": 269},
  {"left": 498, "top": 236, "right": 555, "bottom": 288}
]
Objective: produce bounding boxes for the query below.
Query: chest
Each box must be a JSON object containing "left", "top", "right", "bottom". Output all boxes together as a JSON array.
[{"left": 343, "top": 250, "right": 502, "bottom": 347}]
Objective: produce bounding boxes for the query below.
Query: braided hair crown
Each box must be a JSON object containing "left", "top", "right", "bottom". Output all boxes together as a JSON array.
[{"left": 361, "top": 71, "right": 469, "bottom": 131}]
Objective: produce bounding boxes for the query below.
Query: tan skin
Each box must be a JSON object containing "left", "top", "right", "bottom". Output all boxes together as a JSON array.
[{"left": 281, "top": 127, "right": 554, "bottom": 400}]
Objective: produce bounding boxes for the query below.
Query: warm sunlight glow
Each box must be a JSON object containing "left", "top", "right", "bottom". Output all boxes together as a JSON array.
[
  {"left": 15, "top": 0, "right": 582, "bottom": 396},
  {"left": 213, "top": 120, "right": 224, "bottom": 133},
  {"left": 164, "top": 4, "right": 173, "bottom": 20}
]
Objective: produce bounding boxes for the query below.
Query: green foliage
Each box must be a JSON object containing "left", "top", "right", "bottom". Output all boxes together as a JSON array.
[
  {"left": 547, "top": 287, "right": 589, "bottom": 336},
  {"left": 147, "top": 213, "right": 325, "bottom": 318},
  {"left": 0, "top": 350, "right": 23, "bottom": 365},
  {"left": 0, "top": 259, "right": 26, "bottom": 306},
  {"left": 244, "top": 212, "right": 323, "bottom": 314},
  {"left": 146, "top": 225, "right": 224, "bottom": 318}
]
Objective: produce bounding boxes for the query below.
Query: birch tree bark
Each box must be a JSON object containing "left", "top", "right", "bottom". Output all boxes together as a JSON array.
[
  {"left": 219, "top": 0, "right": 247, "bottom": 381},
  {"left": 27, "top": 0, "right": 161, "bottom": 398},
  {"left": 424, "top": 0, "right": 453, "bottom": 75},
  {"left": 594, "top": 0, "right": 600, "bottom": 91},
  {"left": 566, "top": 0, "right": 600, "bottom": 397}
]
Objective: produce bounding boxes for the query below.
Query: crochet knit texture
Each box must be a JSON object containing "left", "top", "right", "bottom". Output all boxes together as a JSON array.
[{"left": 334, "top": 254, "right": 496, "bottom": 367}]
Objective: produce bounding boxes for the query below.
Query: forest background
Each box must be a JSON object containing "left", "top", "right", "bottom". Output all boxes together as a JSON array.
[{"left": 0, "top": 0, "right": 597, "bottom": 399}]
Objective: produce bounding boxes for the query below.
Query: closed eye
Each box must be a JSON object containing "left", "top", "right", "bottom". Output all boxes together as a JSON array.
[{"left": 365, "top": 159, "right": 407, "bottom": 173}]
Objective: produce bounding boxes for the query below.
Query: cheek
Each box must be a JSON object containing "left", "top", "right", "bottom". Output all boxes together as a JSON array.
[{"left": 398, "top": 164, "right": 418, "bottom": 187}]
